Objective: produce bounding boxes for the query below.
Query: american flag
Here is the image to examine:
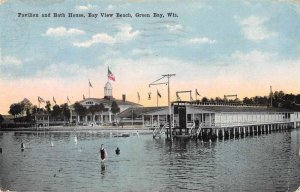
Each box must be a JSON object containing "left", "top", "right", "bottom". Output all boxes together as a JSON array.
[{"left": 108, "top": 67, "right": 115, "bottom": 81}]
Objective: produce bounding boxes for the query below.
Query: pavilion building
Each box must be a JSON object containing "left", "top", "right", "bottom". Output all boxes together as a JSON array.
[{"left": 70, "top": 81, "right": 141, "bottom": 126}]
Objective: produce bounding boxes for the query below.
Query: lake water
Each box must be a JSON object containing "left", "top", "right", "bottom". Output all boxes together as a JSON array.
[{"left": 0, "top": 129, "right": 300, "bottom": 192}]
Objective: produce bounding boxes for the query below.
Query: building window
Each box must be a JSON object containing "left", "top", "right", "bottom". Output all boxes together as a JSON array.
[
  {"left": 187, "top": 114, "right": 192, "bottom": 121},
  {"left": 86, "top": 101, "right": 94, "bottom": 105}
]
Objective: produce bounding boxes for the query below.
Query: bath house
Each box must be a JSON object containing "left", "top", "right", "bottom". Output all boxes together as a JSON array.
[{"left": 118, "top": 101, "right": 300, "bottom": 139}]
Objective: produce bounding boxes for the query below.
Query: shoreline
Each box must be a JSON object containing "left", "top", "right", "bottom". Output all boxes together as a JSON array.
[{"left": 0, "top": 125, "right": 154, "bottom": 134}]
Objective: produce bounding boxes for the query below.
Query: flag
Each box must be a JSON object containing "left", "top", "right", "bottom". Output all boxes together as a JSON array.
[
  {"left": 53, "top": 96, "right": 56, "bottom": 104},
  {"left": 196, "top": 89, "right": 200, "bottom": 96},
  {"left": 89, "top": 80, "right": 93, "bottom": 88},
  {"left": 67, "top": 96, "right": 71, "bottom": 104},
  {"left": 148, "top": 92, "right": 151, "bottom": 100},
  {"left": 108, "top": 67, "right": 115, "bottom": 81},
  {"left": 157, "top": 90, "right": 161, "bottom": 98},
  {"left": 176, "top": 93, "right": 181, "bottom": 101},
  {"left": 137, "top": 92, "right": 140, "bottom": 102},
  {"left": 83, "top": 94, "right": 86, "bottom": 99},
  {"left": 38, "top": 96, "right": 45, "bottom": 103}
]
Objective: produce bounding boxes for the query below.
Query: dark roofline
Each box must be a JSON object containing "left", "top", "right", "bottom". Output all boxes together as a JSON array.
[
  {"left": 190, "top": 105, "right": 300, "bottom": 113},
  {"left": 71, "top": 97, "right": 142, "bottom": 107},
  {"left": 118, "top": 106, "right": 167, "bottom": 118}
]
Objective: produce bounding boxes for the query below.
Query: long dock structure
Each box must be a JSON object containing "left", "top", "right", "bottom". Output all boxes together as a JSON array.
[{"left": 136, "top": 101, "right": 300, "bottom": 140}]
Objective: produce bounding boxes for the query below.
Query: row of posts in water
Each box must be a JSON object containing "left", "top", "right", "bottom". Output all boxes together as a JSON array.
[
  {"left": 196, "top": 123, "right": 293, "bottom": 142},
  {"left": 166, "top": 123, "right": 294, "bottom": 141}
]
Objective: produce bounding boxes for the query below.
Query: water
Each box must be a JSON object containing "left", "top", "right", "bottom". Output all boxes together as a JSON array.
[{"left": 0, "top": 129, "right": 300, "bottom": 192}]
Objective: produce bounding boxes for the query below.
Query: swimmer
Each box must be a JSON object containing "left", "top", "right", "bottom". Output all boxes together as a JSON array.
[
  {"left": 100, "top": 144, "right": 107, "bottom": 161},
  {"left": 21, "top": 143, "right": 25, "bottom": 149},
  {"left": 115, "top": 147, "right": 120, "bottom": 155}
]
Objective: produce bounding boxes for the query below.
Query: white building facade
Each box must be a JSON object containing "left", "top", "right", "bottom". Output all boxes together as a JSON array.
[{"left": 70, "top": 81, "right": 141, "bottom": 126}]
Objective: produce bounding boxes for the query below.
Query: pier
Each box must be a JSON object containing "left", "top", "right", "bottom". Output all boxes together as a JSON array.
[{"left": 140, "top": 101, "right": 300, "bottom": 141}]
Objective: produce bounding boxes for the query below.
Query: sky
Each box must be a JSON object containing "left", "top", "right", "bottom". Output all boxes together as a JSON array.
[{"left": 1, "top": 0, "right": 300, "bottom": 114}]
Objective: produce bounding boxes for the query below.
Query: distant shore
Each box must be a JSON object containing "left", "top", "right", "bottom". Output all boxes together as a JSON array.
[{"left": 0, "top": 125, "right": 154, "bottom": 134}]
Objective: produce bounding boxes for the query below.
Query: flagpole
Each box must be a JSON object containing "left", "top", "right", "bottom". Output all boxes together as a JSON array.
[
  {"left": 157, "top": 90, "right": 158, "bottom": 107},
  {"left": 88, "top": 80, "right": 90, "bottom": 98}
]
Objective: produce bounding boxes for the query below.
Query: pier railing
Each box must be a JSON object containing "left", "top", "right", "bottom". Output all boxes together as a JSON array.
[
  {"left": 173, "top": 101, "right": 267, "bottom": 107},
  {"left": 201, "top": 119, "right": 291, "bottom": 128},
  {"left": 153, "top": 123, "right": 168, "bottom": 138}
]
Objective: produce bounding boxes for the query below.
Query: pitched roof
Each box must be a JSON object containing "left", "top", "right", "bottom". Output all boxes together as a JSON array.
[
  {"left": 118, "top": 106, "right": 167, "bottom": 118},
  {"left": 191, "top": 105, "right": 299, "bottom": 113},
  {"left": 73, "top": 97, "right": 142, "bottom": 107}
]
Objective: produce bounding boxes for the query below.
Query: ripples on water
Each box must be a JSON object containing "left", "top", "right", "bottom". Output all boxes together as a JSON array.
[{"left": 0, "top": 130, "right": 300, "bottom": 192}]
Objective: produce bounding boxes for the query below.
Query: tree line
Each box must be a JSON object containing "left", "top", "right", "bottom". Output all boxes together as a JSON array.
[
  {"left": 195, "top": 91, "right": 300, "bottom": 110},
  {"left": 0, "top": 90, "right": 299, "bottom": 127},
  {"left": 1, "top": 98, "right": 120, "bottom": 125}
]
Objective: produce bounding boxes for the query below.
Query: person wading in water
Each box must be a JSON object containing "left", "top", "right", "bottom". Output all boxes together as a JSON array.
[{"left": 100, "top": 144, "right": 107, "bottom": 161}]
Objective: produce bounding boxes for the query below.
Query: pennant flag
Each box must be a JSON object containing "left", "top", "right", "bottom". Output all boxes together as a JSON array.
[
  {"left": 89, "top": 80, "right": 93, "bottom": 88},
  {"left": 38, "top": 96, "right": 46, "bottom": 103},
  {"left": 53, "top": 96, "right": 56, "bottom": 104},
  {"left": 67, "top": 96, "right": 71, "bottom": 104},
  {"left": 148, "top": 92, "right": 151, "bottom": 100},
  {"left": 157, "top": 90, "right": 161, "bottom": 98},
  {"left": 83, "top": 94, "right": 86, "bottom": 99},
  {"left": 108, "top": 67, "right": 115, "bottom": 81},
  {"left": 137, "top": 92, "right": 140, "bottom": 102},
  {"left": 176, "top": 93, "right": 181, "bottom": 101},
  {"left": 196, "top": 89, "right": 200, "bottom": 96}
]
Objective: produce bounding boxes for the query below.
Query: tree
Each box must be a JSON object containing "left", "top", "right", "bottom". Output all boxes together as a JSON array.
[
  {"left": 88, "top": 105, "right": 99, "bottom": 116},
  {"left": 74, "top": 102, "right": 87, "bottom": 116},
  {"left": 25, "top": 108, "right": 33, "bottom": 122},
  {"left": 88, "top": 103, "right": 105, "bottom": 122},
  {"left": 8, "top": 103, "right": 23, "bottom": 117},
  {"left": 96, "top": 103, "right": 105, "bottom": 113},
  {"left": 111, "top": 101, "right": 120, "bottom": 114},
  {"left": 215, "top": 97, "right": 224, "bottom": 103},
  {"left": 52, "top": 105, "right": 62, "bottom": 120},
  {"left": 0, "top": 114, "right": 4, "bottom": 127},
  {"left": 60, "top": 103, "right": 70, "bottom": 124},
  {"left": 201, "top": 97, "right": 209, "bottom": 103},
  {"left": 45, "top": 101, "right": 51, "bottom": 113},
  {"left": 243, "top": 97, "right": 253, "bottom": 105},
  {"left": 20, "top": 98, "right": 32, "bottom": 113}
]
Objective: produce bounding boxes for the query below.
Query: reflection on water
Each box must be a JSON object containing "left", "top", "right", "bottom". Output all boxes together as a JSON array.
[{"left": 0, "top": 129, "right": 300, "bottom": 191}]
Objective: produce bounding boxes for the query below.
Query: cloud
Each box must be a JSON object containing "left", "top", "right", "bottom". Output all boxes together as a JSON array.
[
  {"left": 237, "top": 16, "right": 277, "bottom": 42},
  {"left": 0, "top": 56, "right": 22, "bottom": 66},
  {"left": 43, "top": 27, "right": 85, "bottom": 37},
  {"left": 107, "top": 4, "right": 115, "bottom": 10},
  {"left": 73, "top": 24, "right": 140, "bottom": 48},
  {"left": 73, "top": 33, "right": 116, "bottom": 47},
  {"left": 186, "top": 37, "right": 216, "bottom": 44},
  {"left": 231, "top": 50, "right": 274, "bottom": 64},
  {"left": 115, "top": 24, "right": 140, "bottom": 42},
  {"left": 131, "top": 49, "right": 153, "bottom": 56},
  {"left": 0, "top": 0, "right": 7, "bottom": 5},
  {"left": 165, "top": 24, "right": 183, "bottom": 32},
  {"left": 35, "top": 63, "right": 91, "bottom": 78},
  {"left": 75, "top": 4, "right": 97, "bottom": 11}
]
